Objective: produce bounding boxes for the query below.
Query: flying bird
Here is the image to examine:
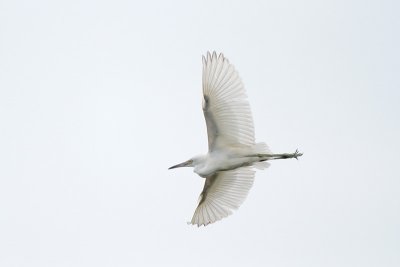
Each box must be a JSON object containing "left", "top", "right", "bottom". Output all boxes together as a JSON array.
[{"left": 169, "top": 51, "right": 302, "bottom": 226}]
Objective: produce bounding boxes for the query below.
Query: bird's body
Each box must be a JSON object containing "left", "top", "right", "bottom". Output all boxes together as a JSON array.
[
  {"left": 191, "top": 144, "right": 272, "bottom": 177},
  {"left": 169, "top": 52, "right": 302, "bottom": 226},
  {"left": 192, "top": 150, "right": 247, "bottom": 178}
]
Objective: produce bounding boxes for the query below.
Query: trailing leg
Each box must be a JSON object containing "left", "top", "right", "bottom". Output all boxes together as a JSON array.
[{"left": 247, "top": 149, "right": 303, "bottom": 161}]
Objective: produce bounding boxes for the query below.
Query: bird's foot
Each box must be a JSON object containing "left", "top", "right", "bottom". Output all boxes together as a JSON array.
[{"left": 293, "top": 149, "right": 303, "bottom": 160}]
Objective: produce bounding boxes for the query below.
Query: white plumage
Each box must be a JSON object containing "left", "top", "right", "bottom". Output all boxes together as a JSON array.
[
  {"left": 169, "top": 51, "right": 302, "bottom": 226},
  {"left": 202, "top": 52, "right": 255, "bottom": 149}
]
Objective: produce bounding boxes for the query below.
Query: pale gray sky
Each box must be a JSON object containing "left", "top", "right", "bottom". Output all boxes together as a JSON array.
[{"left": 1, "top": 0, "right": 399, "bottom": 266}]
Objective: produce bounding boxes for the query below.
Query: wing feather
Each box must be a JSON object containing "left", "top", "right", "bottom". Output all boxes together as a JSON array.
[
  {"left": 202, "top": 51, "right": 255, "bottom": 151},
  {"left": 190, "top": 167, "right": 256, "bottom": 226}
]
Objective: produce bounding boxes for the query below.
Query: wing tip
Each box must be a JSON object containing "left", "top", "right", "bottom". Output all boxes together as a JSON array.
[
  {"left": 189, "top": 200, "right": 235, "bottom": 227},
  {"left": 203, "top": 51, "right": 227, "bottom": 65},
  {"left": 188, "top": 216, "right": 226, "bottom": 227}
]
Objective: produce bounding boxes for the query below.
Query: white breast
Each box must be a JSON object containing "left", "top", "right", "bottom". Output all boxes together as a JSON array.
[{"left": 194, "top": 151, "right": 238, "bottom": 177}]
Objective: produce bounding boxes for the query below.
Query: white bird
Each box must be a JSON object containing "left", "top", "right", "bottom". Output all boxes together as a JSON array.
[{"left": 169, "top": 51, "right": 302, "bottom": 227}]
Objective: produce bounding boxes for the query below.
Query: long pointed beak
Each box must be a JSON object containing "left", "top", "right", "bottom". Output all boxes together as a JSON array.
[{"left": 168, "top": 161, "right": 189, "bottom": 170}]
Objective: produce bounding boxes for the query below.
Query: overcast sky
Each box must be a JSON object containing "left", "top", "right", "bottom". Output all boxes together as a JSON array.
[{"left": 1, "top": 0, "right": 399, "bottom": 266}]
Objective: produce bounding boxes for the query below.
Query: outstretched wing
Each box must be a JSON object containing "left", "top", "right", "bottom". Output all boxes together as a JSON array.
[
  {"left": 190, "top": 167, "right": 256, "bottom": 227},
  {"left": 202, "top": 51, "right": 255, "bottom": 151}
]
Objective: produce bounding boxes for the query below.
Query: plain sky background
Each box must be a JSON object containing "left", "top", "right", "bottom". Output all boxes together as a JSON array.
[{"left": 1, "top": 0, "right": 399, "bottom": 266}]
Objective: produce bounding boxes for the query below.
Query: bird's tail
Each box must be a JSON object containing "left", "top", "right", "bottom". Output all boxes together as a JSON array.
[
  {"left": 252, "top": 142, "right": 271, "bottom": 170},
  {"left": 252, "top": 142, "right": 272, "bottom": 154}
]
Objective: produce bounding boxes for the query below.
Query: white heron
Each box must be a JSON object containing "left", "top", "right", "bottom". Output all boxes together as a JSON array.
[{"left": 169, "top": 51, "right": 302, "bottom": 226}]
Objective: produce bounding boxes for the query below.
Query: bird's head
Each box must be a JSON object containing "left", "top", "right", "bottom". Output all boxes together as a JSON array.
[{"left": 168, "top": 155, "right": 205, "bottom": 170}]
